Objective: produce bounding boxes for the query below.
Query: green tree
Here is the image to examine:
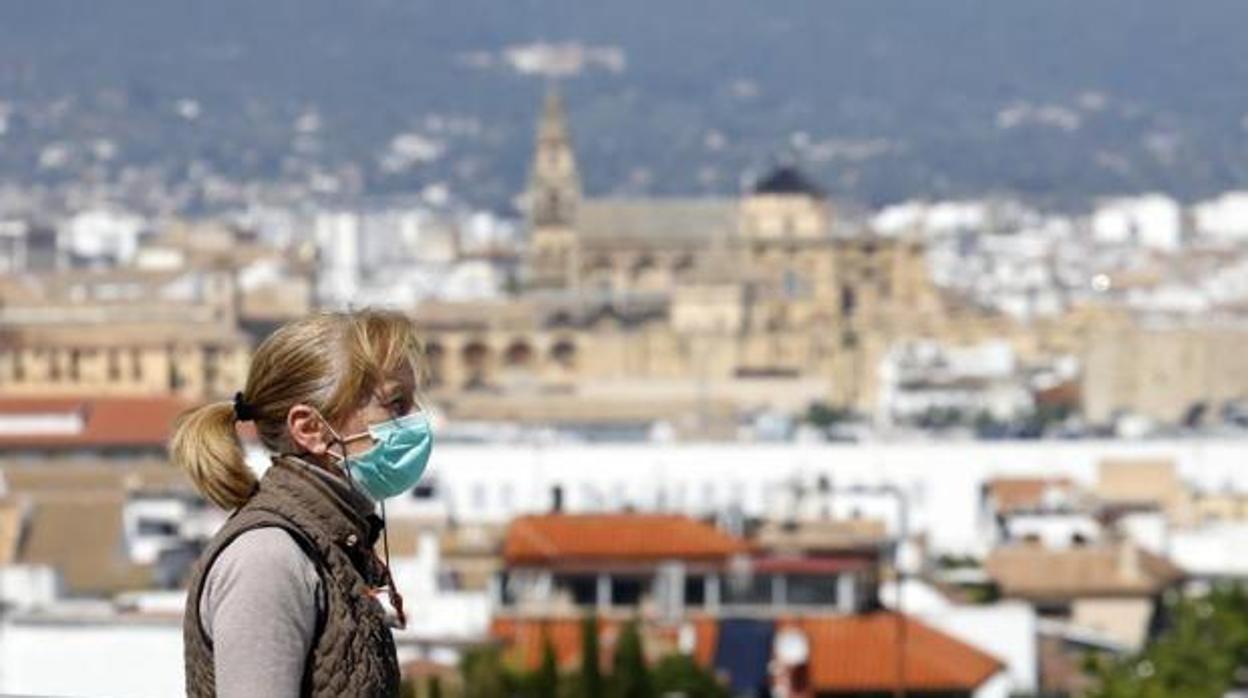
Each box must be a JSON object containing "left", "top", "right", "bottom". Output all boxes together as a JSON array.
[
  {"left": 1086, "top": 584, "right": 1248, "bottom": 698},
  {"left": 529, "top": 633, "right": 559, "bottom": 698},
  {"left": 581, "top": 614, "right": 603, "bottom": 698},
  {"left": 609, "top": 621, "right": 653, "bottom": 698},
  {"left": 462, "top": 646, "right": 513, "bottom": 698},
  {"left": 651, "top": 655, "right": 730, "bottom": 698}
]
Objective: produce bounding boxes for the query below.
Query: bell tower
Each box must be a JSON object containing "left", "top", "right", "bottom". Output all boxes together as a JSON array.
[{"left": 526, "top": 86, "right": 582, "bottom": 289}]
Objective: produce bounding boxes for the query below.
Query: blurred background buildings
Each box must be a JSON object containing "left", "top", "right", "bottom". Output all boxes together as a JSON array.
[{"left": 5, "top": 2, "right": 1248, "bottom": 696}]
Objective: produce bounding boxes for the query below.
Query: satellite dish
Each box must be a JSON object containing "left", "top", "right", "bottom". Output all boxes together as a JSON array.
[{"left": 775, "top": 628, "right": 809, "bottom": 666}]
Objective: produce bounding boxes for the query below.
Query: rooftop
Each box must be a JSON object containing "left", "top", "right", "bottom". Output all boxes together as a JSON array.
[
  {"left": 984, "top": 477, "right": 1082, "bottom": 514},
  {"left": 577, "top": 198, "right": 736, "bottom": 249},
  {"left": 0, "top": 396, "right": 191, "bottom": 451},
  {"left": 492, "top": 612, "right": 1003, "bottom": 693},
  {"left": 503, "top": 513, "right": 750, "bottom": 565},
  {"left": 752, "top": 166, "right": 824, "bottom": 198},
  {"left": 985, "top": 542, "right": 1183, "bottom": 600}
]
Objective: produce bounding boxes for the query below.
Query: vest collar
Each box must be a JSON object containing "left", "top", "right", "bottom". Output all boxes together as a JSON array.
[{"left": 264, "top": 455, "right": 382, "bottom": 548}]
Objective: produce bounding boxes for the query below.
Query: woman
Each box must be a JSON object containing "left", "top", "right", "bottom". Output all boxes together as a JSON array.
[{"left": 171, "top": 309, "right": 434, "bottom": 697}]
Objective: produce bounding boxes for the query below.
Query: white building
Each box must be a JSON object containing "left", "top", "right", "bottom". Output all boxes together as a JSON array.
[
  {"left": 1192, "top": 191, "right": 1248, "bottom": 243},
  {"left": 1091, "top": 194, "right": 1182, "bottom": 251},
  {"left": 0, "top": 607, "right": 184, "bottom": 698},
  {"left": 64, "top": 208, "right": 146, "bottom": 266},
  {"left": 877, "top": 340, "right": 1034, "bottom": 426},
  {"left": 383, "top": 439, "right": 1248, "bottom": 559}
]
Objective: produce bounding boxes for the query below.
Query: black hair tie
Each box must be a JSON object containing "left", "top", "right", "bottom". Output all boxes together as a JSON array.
[{"left": 233, "top": 391, "right": 258, "bottom": 423}]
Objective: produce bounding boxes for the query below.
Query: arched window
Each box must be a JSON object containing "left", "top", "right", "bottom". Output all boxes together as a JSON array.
[
  {"left": 503, "top": 340, "right": 535, "bottom": 369},
  {"left": 423, "top": 341, "right": 445, "bottom": 387},
  {"left": 550, "top": 339, "right": 577, "bottom": 370},
  {"left": 461, "top": 341, "right": 492, "bottom": 390}
]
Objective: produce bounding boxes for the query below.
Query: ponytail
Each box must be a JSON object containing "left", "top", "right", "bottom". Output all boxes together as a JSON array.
[{"left": 170, "top": 401, "right": 258, "bottom": 510}]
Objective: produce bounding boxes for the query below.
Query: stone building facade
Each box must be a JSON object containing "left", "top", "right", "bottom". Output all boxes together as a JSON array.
[{"left": 415, "top": 90, "right": 973, "bottom": 424}]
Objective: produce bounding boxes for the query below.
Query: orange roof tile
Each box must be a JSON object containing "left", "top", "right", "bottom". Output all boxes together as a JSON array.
[
  {"left": 984, "top": 477, "right": 1079, "bottom": 513},
  {"left": 491, "top": 613, "right": 1002, "bottom": 693},
  {"left": 503, "top": 514, "right": 750, "bottom": 565},
  {"left": 0, "top": 396, "right": 191, "bottom": 450},
  {"left": 787, "top": 613, "right": 1002, "bottom": 693}
]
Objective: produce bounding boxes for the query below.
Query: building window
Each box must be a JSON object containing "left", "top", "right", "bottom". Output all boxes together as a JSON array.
[
  {"left": 137, "top": 518, "right": 179, "bottom": 537},
  {"left": 551, "top": 340, "right": 577, "bottom": 370},
  {"left": 685, "top": 575, "right": 706, "bottom": 607},
  {"left": 840, "top": 286, "right": 857, "bottom": 316},
  {"left": 69, "top": 349, "right": 81, "bottom": 381},
  {"left": 12, "top": 351, "right": 24, "bottom": 381},
  {"left": 785, "top": 574, "right": 840, "bottom": 606},
  {"left": 611, "top": 576, "right": 646, "bottom": 606},
  {"left": 423, "top": 342, "right": 445, "bottom": 387},
  {"left": 554, "top": 574, "right": 598, "bottom": 607},
  {"left": 783, "top": 270, "right": 803, "bottom": 299},
  {"left": 107, "top": 349, "right": 121, "bottom": 381},
  {"left": 412, "top": 479, "right": 437, "bottom": 500},
  {"left": 168, "top": 348, "right": 185, "bottom": 391},
  {"left": 204, "top": 347, "right": 220, "bottom": 391},
  {"left": 725, "top": 573, "right": 774, "bottom": 606},
  {"left": 48, "top": 351, "right": 61, "bottom": 381},
  {"left": 131, "top": 348, "right": 143, "bottom": 380},
  {"left": 503, "top": 340, "right": 534, "bottom": 369}
]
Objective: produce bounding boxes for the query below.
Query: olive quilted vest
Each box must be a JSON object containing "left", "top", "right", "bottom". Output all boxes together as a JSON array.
[{"left": 183, "top": 456, "right": 400, "bottom": 697}]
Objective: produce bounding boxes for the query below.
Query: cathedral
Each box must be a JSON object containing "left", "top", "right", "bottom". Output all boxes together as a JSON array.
[{"left": 415, "top": 90, "right": 967, "bottom": 432}]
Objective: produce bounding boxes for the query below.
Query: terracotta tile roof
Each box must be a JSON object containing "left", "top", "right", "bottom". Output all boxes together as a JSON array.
[
  {"left": 0, "top": 396, "right": 191, "bottom": 450},
  {"left": 503, "top": 514, "right": 750, "bottom": 565},
  {"left": 984, "top": 477, "right": 1080, "bottom": 513},
  {"left": 786, "top": 613, "right": 1002, "bottom": 693},
  {"left": 491, "top": 613, "right": 1001, "bottom": 693},
  {"left": 985, "top": 542, "right": 1183, "bottom": 600}
]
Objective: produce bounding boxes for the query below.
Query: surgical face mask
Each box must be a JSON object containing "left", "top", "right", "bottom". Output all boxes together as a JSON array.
[{"left": 326, "top": 411, "right": 434, "bottom": 501}]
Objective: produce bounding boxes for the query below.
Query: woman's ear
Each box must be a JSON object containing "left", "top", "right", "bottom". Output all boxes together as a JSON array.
[{"left": 288, "top": 404, "right": 331, "bottom": 455}]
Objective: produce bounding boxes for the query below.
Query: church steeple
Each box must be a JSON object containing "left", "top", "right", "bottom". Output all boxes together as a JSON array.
[{"left": 528, "top": 85, "right": 581, "bottom": 228}]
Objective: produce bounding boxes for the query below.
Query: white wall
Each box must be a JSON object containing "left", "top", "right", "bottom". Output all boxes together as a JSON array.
[
  {"left": 393, "top": 440, "right": 1248, "bottom": 557},
  {"left": 0, "top": 618, "right": 183, "bottom": 698},
  {"left": 1003, "top": 512, "right": 1102, "bottom": 549}
]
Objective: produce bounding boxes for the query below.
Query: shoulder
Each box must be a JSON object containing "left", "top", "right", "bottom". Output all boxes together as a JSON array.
[
  {"left": 200, "top": 527, "right": 322, "bottom": 636},
  {"left": 208, "top": 527, "right": 320, "bottom": 588}
]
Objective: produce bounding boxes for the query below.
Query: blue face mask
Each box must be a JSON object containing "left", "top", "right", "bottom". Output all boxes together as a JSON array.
[{"left": 328, "top": 411, "right": 434, "bottom": 501}]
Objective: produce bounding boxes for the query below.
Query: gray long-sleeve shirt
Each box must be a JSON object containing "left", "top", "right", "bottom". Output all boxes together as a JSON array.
[
  {"left": 199, "top": 462, "right": 375, "bottom": 698},
  {"left": 200, "top": 528, "right": 322, "bottom": 698}
]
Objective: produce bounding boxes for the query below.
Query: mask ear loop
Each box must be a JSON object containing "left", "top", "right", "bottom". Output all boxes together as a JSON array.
[
  {"left": 379, "top": 498, "right": 407, "bottom": 628},
  {"left": 333, "top": 418, "right": 407, "bottom": 629}
]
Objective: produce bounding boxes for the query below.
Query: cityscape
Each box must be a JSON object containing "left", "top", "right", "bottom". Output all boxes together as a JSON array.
[{"left": 4, "top": 3, "right": 1248, "bottom": 697}]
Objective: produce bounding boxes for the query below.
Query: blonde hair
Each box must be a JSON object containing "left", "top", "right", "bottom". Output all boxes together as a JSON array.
[{"left": 170, "top": 308, "right": 426, "bottom": 509}]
